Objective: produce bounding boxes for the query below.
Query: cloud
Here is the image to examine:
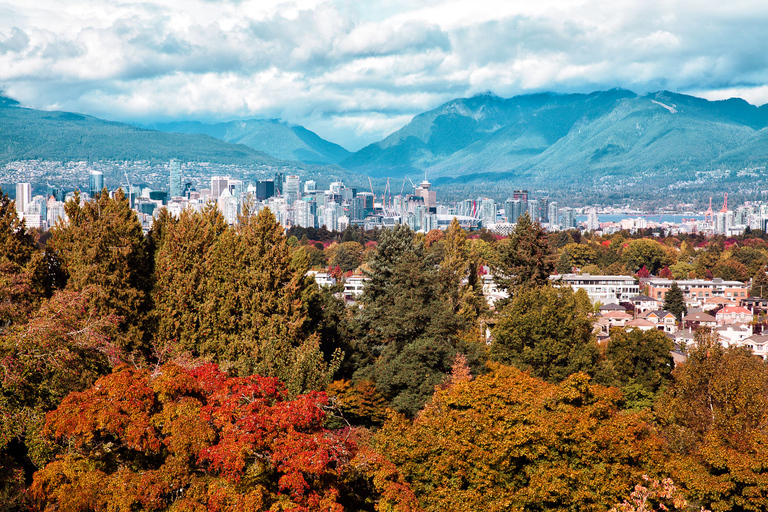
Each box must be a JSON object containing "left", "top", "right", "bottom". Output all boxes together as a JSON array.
[{"left": 2, "top": 0, "right": 768, "bottom": 149}]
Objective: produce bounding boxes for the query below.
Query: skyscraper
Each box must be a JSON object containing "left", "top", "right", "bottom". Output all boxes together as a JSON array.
[
  {"left": 548, "top": 201, "right": 559, "bottom": 225},
  {"left": 211, "top": 176, "right": 229, "bottom": 199},
  {"left": 480, "top": 198, "right": 497, "bottom": 227},
  {"left": 15, "top": 183, "right": 31, "bottom": 220},
  {"left": 528, "top": 199, "right": 540, "bottom": 222},
  {"left": 89, "top": 171, "right": 104, "bottom": 197},
  {"left": 561, "top": 207, "right": 576, "bottom": 228},
  {"left": 284, "top": 175, "right": 300, "bottom": 203},
  {"left": 169, "top": 159, "right": 182, "bottom": 198}
]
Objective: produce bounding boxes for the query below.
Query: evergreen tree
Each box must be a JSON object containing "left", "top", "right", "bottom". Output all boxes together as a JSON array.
[
  {"left": 0, "top": 189, "right": 48, "bottom": 328},
  {"left": 493, "top": 212, "right": 555, "bottom": 294},
  {"left": 49, "top": 189, "right": 151, "bottom": 354},
  {"left": 356, "top": 223, "right": 484, "bottom": 416},
  {"left": 662, "top": 281, "right": 687, "bottom": 322},
  {"left": 749, "top": 266, "right": 768, "bottom": 298}
]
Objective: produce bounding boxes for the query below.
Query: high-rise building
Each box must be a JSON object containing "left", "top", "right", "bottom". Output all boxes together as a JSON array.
[
  {"left": 561, "top": 207, "right": 576, "bottom": 229},
  {"left": 169, "top": 159, "right": 182, "bottom": 198},
  {"left": 513, "top": 190, "right": 528, "bottom": 202},
  {"left": 586, "top": 208, "right": 599, "bottom": 231},
  {"left": 323, "top": 201, "right": 340, "bottom": 231},
  {"left": 528, "top": 199, "right": 540, "bottom": 222},
  {"left": 539, "top": 198, "right": 549, "bottom": 222},
  {"left": 294, "top": 198, "right": 315, "bottom": 228},
  {"left": 15, "top": 183, "right": 31, "bottom": 220},
  {"left": 548, "top": 201, "right": 559, "bottom": 225},
  {"left": 304, "top": 180, "right": 317, "bottom": 193},
  {"left": 256, "top": 180, "right": 275, "bottom": 201},
  {"left": 415, "top": 177, "right": 437, "bottom": 210},
  {"left": 480, "top": 198, "right": 497, "bottom": 227},
  {"left": 211, "top": 176, "right": 229, "bottom": 199},
  {"left": 284, "top": 175, "right": 300, "bottom": 203},
  {"left": 89, "top": 171, "right": 103, "bottom": 197}
]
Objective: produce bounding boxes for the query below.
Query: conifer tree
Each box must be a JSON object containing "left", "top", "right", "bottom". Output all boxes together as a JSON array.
[
  {"left": 662, "top": 281, "right": 687, "bottom": 322},
  {"left": 493, "top": 212, "right": 555, "bottom": 294},
  {"left": 49, "top": 189, "right": 151, "bottom": 353}
]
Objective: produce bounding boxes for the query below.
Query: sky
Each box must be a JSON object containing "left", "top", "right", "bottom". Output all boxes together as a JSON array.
[{"left": 2, "top": 1, "right": 768, "bottom": 150}]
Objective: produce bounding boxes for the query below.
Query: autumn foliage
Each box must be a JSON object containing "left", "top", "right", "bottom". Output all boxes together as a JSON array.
[{"left": 31, "top": 363, "right": 378, "bottom": 512}]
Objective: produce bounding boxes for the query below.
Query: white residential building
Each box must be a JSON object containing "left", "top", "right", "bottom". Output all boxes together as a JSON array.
[{"left": 552, "top": 274, "right": 640, "bottom": 305}]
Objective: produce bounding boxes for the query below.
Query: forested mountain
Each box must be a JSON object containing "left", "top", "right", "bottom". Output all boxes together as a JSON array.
[
  {"left": 341, "top": 89, "right": 768, "bottom": 185},
  {"left": 0, "top": 97, "right": 279, "bottom": 165},
  {"left": 151, "top": 119, "right": 351, "bottom": 165}
]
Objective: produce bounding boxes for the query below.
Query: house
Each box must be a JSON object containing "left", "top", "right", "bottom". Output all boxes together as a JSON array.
[
  {"left": 642, "top": 310, "right": 678, "bottom": 333},
  {"left": 601, "top": 310, "right": 633, "bottom": 329},
  {"left": 742, "top": 334, "right": 768, "bottom": 359},
  {"left": 682, "top": 311, "right": 718, "bottom": 331},
  {"left": 599, "top": 303, "right": 627, "bottom": 313},
  {"left": 343, "top": 275, "right": 368, "bottom": 303},
  {"left": 625, "top": 318, "right": 656, "bottom": 332},
  {"left": 716, "top": 324, "right": 752, "bottom": 347},
  {"left": 741, "top": 296, "right": 768, "bottom": 313},
  {"left": 307, "top": 270, "right": 336, "bottom": 287},
  {"left": 481, "top": 273, "right": 509, "bottom": 308},
  {"left": 702, "top": 296, "right": 736, "bottom": 312},
  {"left": 715, "top": 306, "right": 753, "bottom": 325},
  {"left": 628, "top": 295, "right": 659, "bottom": 314}
]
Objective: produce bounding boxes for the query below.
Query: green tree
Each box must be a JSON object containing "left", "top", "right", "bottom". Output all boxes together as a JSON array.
[
  {"left": 49, "top": 189, "right": 151, "bottom": 354},
  {"left": 493, "top": 212, "right": 555, "bottom": 294},
  {"left": 330, "top": 241, "right": 364, "bottom": 272},
  {"left": 154, "top": 206, "right": 337, "bottom": 395},
  {"left": 749, "top": 267, "right": 768, "bottom": 298},
  {"left": 600, "top": 328, "right": 675, "bottom": 408},
  {"left": 0, "top": 189, "right": 49, "bottom": 328},
  {"left": 622, "top": 239, "right": 669, "bottom": 274},
  {"left": 491, "top": 285, "right": 599, "bottom": 383},
  {"left": 662, "top": 282, "right": 687, "bottom": 322},
  {"left": 357, "top": 224, "right": 483, "bottom": 416}
]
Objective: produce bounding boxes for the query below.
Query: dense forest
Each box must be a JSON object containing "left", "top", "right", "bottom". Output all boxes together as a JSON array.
[{"left": 3, "top": 188, "right": 768, "bottom": 511}]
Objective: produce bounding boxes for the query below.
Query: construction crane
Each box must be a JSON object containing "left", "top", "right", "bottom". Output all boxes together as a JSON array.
[{"left": 720, "top": 192, "right": 729, "bottom": 213}]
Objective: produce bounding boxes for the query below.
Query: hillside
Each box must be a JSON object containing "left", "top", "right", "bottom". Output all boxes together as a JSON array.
[
  {"left": 151, "top": 119, "right": 351, "bottom": 165},
  {"left": 0, "top": 99, "right": 279, "bottom": 165},
  {"left": 341, "top": 90, "right": 768, "bottom": 186}
]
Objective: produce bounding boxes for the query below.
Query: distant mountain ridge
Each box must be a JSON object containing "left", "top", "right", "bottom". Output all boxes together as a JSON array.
[
  {"left": 0, "top": 97, "right": 279, "bottom": 165},
  {"left": 340, "top": 89, "right": 768, "bottom": 184},
  {"left": 150, "top": 119, "right": 350, "bottom": 165}
]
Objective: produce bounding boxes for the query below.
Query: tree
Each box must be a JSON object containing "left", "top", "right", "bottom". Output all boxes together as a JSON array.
[
  {"left": 622, "top": 239, "right": 669, "bottom": 274},
  {"left": 0, "top": 288, "right": 120, "bottom": 511},
  {"left": 0, "top": 189, "right": 50, "bottom": 329},
  {"left": 656, "top": 329, "right": 768, "bottom": 512},
  {"left": 356, "top": 224, "right": 484, "bottom": 416},
  {"left": 491, "top": 285, "right": 599, "bottom": 383},
  {"left": 749, "top": 267, "right": 768, "bottom": 298},
  {"left": 49, "top": 189, "right": 151, "bottom": 354},
  {"left": 154, "top": 206, "right": 338, "bottom": 395},
  {"left": 374, "top": 364, "right": 668, "bottom": 512},
  {"left": 493, "top": 212, "right": 556, "bottom": 294},
  {"left": 29, "top": 363, "right": 380, "bottom": 512},
  {"left": 599, "top": 328, "right": 675, "bottom": 408},
  {"left": 662, "top": 282, "right": 687, "bottom": 323},
  {"left": 330, "top": 241, "right": 364, "bottom": 272}
]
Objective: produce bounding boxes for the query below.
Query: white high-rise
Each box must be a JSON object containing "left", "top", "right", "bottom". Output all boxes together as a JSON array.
[{"left": 15, "top": 183, "right": 31, "bottom": 220}]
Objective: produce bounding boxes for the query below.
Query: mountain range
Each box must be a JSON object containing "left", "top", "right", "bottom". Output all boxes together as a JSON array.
[
  {"left": 340, "top": 89, "right": 768, "bottom": 184},
  {"left": 3, "top": 89, "right": 768, "bottom": 200},
  {"left": 149, "top": 119, "right": 350, "bottom": 165}
]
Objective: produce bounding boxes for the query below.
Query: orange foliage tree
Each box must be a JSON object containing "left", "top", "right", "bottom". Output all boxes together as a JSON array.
[
  {"left": 30, "top": 363, "right": 416, "bottom": 512},
  {"left": 374, "top": 364, "right": 669, "bottom": 512}
]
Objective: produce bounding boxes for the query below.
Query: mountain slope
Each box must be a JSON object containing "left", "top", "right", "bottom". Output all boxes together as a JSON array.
[
  {"left": 151, "top": 119, "right": 350, "bottom": 165},
  {"left": 0, "top": 100, "right": 279, "bottom": 165},
  {"left": 342, "top": 90, "right": 768, "bottom": 183}
]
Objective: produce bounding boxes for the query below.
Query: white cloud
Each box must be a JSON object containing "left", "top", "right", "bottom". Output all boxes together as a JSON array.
[{"left": 2, "top": 0, "right": 768, "bottom": 149}]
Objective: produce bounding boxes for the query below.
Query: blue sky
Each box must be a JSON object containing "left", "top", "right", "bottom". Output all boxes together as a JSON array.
[{"left": 2, "top": 0, "right": 768, "bottom": 150}]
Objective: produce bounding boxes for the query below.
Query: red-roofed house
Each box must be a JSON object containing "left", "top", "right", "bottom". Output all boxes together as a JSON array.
[{"left": 716, "top": 306, "right": 753, "bottom": 325}]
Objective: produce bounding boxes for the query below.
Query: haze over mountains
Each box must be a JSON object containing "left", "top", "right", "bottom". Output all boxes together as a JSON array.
[
  {"left": 3, "top": 89, "right": 768, "bottom": 200},
  {"left": 150, "top": 120, "right": 350, "bottom": 165}
]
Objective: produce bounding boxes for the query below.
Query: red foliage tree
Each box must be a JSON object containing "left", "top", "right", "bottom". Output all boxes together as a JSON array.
[{"left": 30, "top": 363, "right": 414, "bottom": 512}]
